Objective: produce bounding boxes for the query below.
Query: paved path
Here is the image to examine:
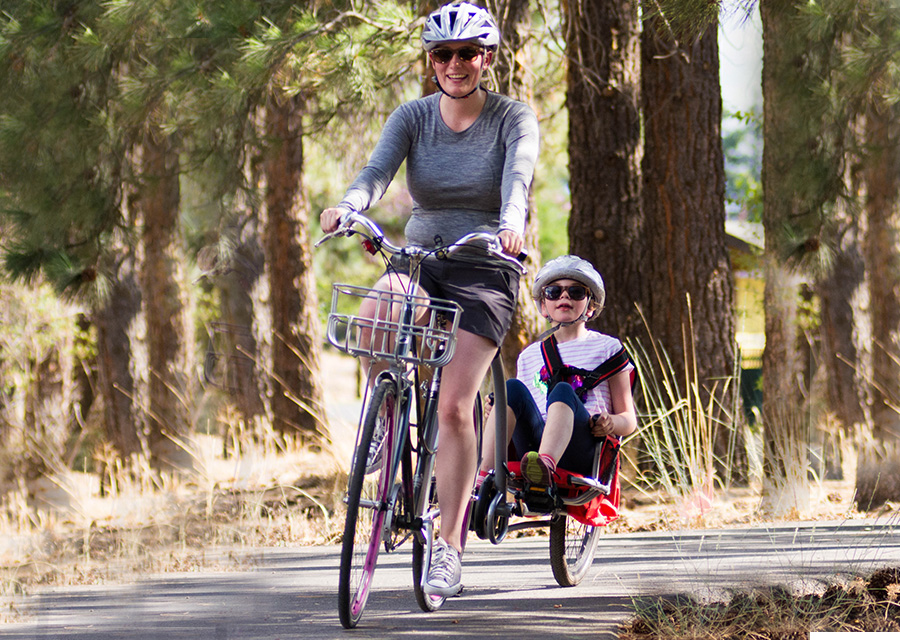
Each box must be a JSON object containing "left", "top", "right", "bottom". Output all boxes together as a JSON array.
[{"left": 4, "top": 516, "right": 899, "bottom": 639}]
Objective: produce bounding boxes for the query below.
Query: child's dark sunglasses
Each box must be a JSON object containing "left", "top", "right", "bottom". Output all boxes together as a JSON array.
[
  {"left": 430, "top": 46, "right": 484, "bottom": 64},
  {"left": 543, "top": 284, "right": 590, "bottom": 301}
]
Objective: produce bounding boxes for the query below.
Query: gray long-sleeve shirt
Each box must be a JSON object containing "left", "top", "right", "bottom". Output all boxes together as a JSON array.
[{"left": 339, "top": 91, "right": 539, "bottom": 256}]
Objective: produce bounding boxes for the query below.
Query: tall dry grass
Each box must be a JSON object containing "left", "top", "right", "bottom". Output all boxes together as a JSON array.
[
  {"left": 0, "top": 410, "right": 349, "bottom": 622},
  {"left": 621, "top": 314, "right": 864, "bottom": 526},
  {"left": 623, "top": 317, "right": 746, "bottom": 524}
]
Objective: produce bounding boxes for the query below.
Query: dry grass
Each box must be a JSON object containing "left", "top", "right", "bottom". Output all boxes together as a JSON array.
[
  {"left": 0, "top": 426, "right": 350, "bottom": 622},
  {"left": 0, "top": 351, "right": 897, "bottom": 635},
  {"left": 620, "top": 568, "right": 900, "bottom": 639}
]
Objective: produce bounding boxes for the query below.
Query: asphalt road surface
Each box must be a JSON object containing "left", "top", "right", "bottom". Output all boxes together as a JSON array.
[{"left": 4, "top": 516, "right": 899, "bottom": 640}]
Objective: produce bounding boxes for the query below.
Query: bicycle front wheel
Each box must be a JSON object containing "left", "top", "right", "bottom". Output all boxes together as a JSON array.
[
  {"left": 549, "top": 513, "right": 600, "bottom": 587},
  {"left": 338, "top": 378, "right": 399, "bottom": 629}
]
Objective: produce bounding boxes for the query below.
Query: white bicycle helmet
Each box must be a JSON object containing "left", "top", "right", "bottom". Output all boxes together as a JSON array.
[
  {"left": 532, "top": 255, "right": 606, "bottom": 311},
  {"left": 421, "top": 2, "right": 501, "bottom": 51}
]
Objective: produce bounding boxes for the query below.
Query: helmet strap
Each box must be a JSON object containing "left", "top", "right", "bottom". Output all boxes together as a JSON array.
[
  {"left": 535, "top": 306, "right": 592, "bottom": 341},
  {"left": 432, "top": 76, "right": 482, "bottom": 100},
  {"left": 535, "top": 287, "right": 596, "bottom": 340}
]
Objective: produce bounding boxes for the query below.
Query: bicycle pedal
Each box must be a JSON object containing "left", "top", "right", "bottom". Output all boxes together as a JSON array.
[{"left": 522, "top": 485, "right": 557, "bottom": 513}]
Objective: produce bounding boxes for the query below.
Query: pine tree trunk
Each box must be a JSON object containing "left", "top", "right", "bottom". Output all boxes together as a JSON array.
[
  {"left": 817, "top": 225, "right": 867, "bottom": 433},
  {"left": 218, "top": 233, "right": 266, "bottom": 424},
  {"left": 641, "top": 18, "right": 745, "bottom": 482},
  {"left": 760, "top": 0, "right": 811, "bottom": 508},
  {"left": 262, "top": 92, "right": 325, "bottom": 439},
  {"left": 138, "top": 126, "right": 191, "bottom": 469},
  {"left": 863, "top": 98, "right": 900, "bottom": 442},
  {"left": 487, "top": 0, "right": 545, "bottom": 377},
  {"left": 94, "top": 257, "right": 142, "bottom": 460},
  {"left": 563, "top": 0, "right": 644, "bottom": 340}
]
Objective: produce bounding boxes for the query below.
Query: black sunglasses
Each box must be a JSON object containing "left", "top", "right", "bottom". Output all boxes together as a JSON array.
[
  {"left": 543, "top": 284, "right": 589, "bottom": 301},
  {"left": 430, "top": 46, "right": 484, "bottom": 64}
]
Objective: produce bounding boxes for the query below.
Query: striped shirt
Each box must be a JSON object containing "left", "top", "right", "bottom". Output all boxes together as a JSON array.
[{"left": 516, "top": 331, "right": 632, "bottom": 420}]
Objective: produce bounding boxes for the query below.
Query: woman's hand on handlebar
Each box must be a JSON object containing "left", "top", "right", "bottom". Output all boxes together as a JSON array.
[
  {"left": 321, "top": 206, "right": 350, "bottom": 234},
  {"left": 498, "top": 229, "right": 524, "bottom": 258}
]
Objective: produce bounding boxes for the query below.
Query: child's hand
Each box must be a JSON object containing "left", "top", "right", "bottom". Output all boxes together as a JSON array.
[{"left": 590, "top": 413, "right": 614, "bottom": 438}]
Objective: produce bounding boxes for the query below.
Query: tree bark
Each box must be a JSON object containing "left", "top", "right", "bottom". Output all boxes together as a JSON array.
[
  {"left": 760, "top": 0, "right": 811, "bottom": 507},
  {"left": 94, "top": 255, "right": 142, "bottom": 461},
  {"left": 641, "top": 17, "right": 744, "bottom": 481},
  {"left": 262, "top": 92, "right": 326, "bottom": 440},
  {"left": 138, "top": 126, "right": 191, "bottom": 469},
  {"left": 217, "top": 232, "right": 266, "bottom": 424},
  {"left": 563, "top": 0, "right": 645, "bottom": 340},
  {"left": 817, "top": 224, "right": 868, "bottom": 432},
  {"left": 863, "top": 97, "right": 900, "bottom": 442}
]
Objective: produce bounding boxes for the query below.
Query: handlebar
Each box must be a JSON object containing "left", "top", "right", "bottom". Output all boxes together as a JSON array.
[{"left": 315, "top": 210, "right": 527, "bottom": 274}]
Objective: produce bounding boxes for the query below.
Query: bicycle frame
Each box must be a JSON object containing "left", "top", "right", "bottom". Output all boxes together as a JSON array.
[{"left": 319, "top": 211, "right": 524, "bottom": 627}]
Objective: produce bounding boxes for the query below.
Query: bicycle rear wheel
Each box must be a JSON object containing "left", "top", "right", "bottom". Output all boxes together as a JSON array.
[
  {"left": 338, "top": 378, "right": 399, "bottom": 628},
  {"left": 549, "top": 513, "right": 600, "bottom": 586}
]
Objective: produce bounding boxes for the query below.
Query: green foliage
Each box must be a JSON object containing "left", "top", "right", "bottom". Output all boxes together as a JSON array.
[
  {"left": 0, "top": 2, "right": 123, "bottom": 297},
  {"left": 0, "top": 0, "right": 419, "bottom": 299},
  {"left": 723, "top": 108, "right": 762, "bottom": 222},
  {"left": 642, "top": 0, "right": 724, "bottom": 44},
  {"left": 767, "top": 0, "right": 900, "bottom": 269}
]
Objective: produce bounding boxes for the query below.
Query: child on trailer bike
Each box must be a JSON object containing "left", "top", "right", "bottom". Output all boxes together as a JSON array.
[
  {"left": 319, "top": 2, "right": 540, "bottom": 598},
  {"left": 479, "top": 255, "right": 638, "bottom": 490}
]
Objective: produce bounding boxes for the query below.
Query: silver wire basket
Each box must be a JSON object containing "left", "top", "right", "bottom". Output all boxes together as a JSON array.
[{"left": 326, "top": 284, "right": 462, "bottom": 368}]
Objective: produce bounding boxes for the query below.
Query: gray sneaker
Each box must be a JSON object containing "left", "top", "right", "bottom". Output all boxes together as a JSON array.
[{"left": 424, "top": 539, "right": 462, "bottom": 597}]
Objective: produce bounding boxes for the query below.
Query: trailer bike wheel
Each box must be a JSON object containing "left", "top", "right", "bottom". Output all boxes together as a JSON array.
[
  {"left": 338, "top": 378, "right": 399, "bottom": 628},
  {"left": 548, "top": 512, "right": 600, "bottom": 587}
]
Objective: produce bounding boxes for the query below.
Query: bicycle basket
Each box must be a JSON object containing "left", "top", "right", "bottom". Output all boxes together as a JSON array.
[{"left": 326, "top": 284, "right": 462, "bottom": 368}]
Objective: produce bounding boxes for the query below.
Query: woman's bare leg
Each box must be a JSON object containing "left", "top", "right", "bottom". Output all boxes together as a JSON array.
[{"left": 433, "top": 330, "right": 498, "bottom": 552}]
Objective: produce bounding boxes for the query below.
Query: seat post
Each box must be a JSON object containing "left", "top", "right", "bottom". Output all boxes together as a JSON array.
[{"left": 490, "top": 351, "right": 508, "bottom": 495}]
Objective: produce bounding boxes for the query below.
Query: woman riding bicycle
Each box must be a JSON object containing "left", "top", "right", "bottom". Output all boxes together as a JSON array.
[{"left": 320, "top": 2, "right": 540, "bottom": 597}]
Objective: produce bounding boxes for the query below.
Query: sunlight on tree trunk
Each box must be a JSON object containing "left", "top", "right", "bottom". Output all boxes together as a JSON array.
[
  {"left": 759, "top": 0, "right": 813, "bottom": 513},
  {"left": 137, "top": 126, "right": 192, "bottom": 471},
  {"left": 262, "top": 92, "right": 326, "bottom": 441}
]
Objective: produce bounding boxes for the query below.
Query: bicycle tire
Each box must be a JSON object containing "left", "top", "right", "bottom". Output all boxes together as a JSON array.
[
  {"left": 548, "top": 512, "right": 601, "bottom": 587},
  {"left": 338, "top": 378, "right": 399, "bottom": 628}
]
